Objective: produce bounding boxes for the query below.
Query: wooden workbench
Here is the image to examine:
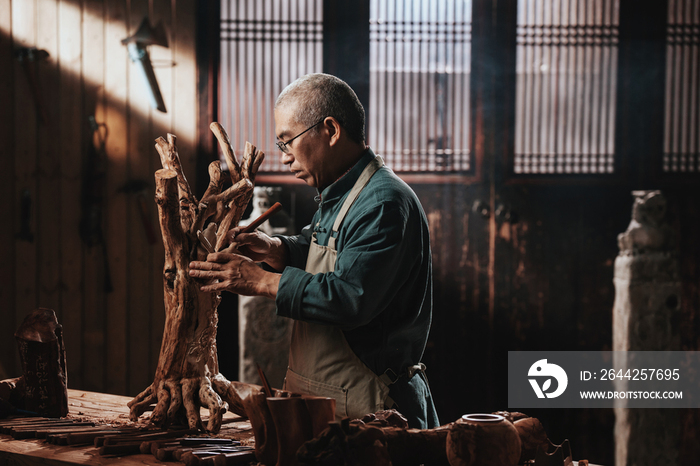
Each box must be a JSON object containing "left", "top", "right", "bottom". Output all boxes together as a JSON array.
[
  {"left": 0, "top": 389, "right": 254, "bottom": 466},
  {"left": 1, "top": 391, "right": 601, "bottom": 466}
]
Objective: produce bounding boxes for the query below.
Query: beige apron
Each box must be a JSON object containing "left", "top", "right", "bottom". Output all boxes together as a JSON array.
[{"left": 283, "top": 156, "right": 392, "bottom": 420}]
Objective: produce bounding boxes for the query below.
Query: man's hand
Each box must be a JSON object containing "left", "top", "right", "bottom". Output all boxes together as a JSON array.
[
  {"left": 224, "top": 228, "right": 288, "bottom": 271},
  {"left": 188, "top": 252, "right": 281, "bottom": 299}
]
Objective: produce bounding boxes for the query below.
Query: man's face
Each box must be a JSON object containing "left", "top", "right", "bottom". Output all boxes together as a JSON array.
[{"left": 274, "top": 105, "right": 329, "bottom": 189}]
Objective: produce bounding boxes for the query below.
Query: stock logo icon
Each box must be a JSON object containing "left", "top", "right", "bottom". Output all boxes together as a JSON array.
[{"left": 528, "top": 359, "right": 568, "bottom": 399}]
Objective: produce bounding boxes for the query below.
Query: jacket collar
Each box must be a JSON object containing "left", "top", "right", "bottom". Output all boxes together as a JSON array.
[{"left": 316, "top": 147, "right": 376, "bottom": 205}]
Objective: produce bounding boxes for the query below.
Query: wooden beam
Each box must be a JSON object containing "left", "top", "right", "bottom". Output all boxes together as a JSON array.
[
  {"left": 0, "top": 0, "right": 17, "bottom": 378},
  {"left": 13, "top": 0, "right": 39, "bottom": 338},
  {"left": 58, "top": 0, "right": 86, "bottom": 389},
  {"left": 126, "top": 0, "right": 156, "bottom": 397},
  {"left": 81, "top": 0, "right": 107, "bottom": 394},
  {"left": 104, "top": 0, "right": 130, "bottom": 395}
]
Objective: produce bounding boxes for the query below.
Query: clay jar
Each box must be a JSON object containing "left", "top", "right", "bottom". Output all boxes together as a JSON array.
[{"left": 446, "top": 413, "right": 522, "bottom": 466}]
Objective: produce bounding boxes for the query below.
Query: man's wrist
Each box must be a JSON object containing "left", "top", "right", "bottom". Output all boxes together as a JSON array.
[
  {"left": 265, "top": 237, "right": 288, "bottom": 271},
  {"left": 257, "top": 271, "right": 281, "bottom": 299}
]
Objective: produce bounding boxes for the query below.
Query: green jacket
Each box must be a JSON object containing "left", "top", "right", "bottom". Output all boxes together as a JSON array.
[{"left": 275, "top": 149, "right": 439, "bottom": 428}]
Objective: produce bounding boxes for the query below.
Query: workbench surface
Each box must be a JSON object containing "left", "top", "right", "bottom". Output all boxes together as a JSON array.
[
  {"left": 0, "top": 389, "right": 254, "bottom": 466},
  {"left": 1, "top": 391, "right": 602, "bottom": 466}
]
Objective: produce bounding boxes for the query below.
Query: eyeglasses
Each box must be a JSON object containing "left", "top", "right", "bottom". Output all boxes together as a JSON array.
[{"left": 276, "top": 118, "right": 326, "bottom": 154}]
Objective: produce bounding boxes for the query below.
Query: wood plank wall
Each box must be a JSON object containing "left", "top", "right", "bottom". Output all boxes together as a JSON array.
[{"left": 0, "top": 0, "right": 198, "bottom": 398}]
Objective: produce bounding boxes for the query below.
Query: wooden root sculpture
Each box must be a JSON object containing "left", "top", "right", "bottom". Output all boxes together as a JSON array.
[{"left": 128, "top": 123, "right": 264, "bottom": 433}]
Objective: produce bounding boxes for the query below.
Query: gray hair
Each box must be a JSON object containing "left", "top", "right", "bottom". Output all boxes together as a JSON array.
[{"left": 275, "top": 73, "right": 365, "bottom": 144}]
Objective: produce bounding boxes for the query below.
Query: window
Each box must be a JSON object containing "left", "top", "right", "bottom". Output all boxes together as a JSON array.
[
  {"left": 219, "top": 0, "right": 323, "bottom": 172},
  {"left": 514, "top": 0, "right": 619, "bottom": 174},
  {"left": 369, "top": 0, "right": 472, "bottom": 173},
  {"left": 664, "top": 0, "right": 700, "bottom": 172},
  {"left": 218, "top": 0, "right": 697, "bottom": 180}
]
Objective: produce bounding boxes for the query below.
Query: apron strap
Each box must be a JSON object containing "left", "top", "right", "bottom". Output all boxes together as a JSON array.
[
  {"left": 379, "top": 363, "right": 427, "bottom": 386},
  {"left": 379, "top": 363, "right": 427, "bottom": 410},
  {"left": 328, "top": 156, "right": 384, "bottom": 250}
]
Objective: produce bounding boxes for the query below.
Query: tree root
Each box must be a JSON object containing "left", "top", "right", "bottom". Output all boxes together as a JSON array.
[{"left": 127, "top": 372, "right": 268, "bottom": 433}]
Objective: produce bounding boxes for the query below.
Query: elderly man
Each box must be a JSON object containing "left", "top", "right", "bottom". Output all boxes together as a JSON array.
[{"left": 189, "top": 73, "right": 439, "bottom": 429}]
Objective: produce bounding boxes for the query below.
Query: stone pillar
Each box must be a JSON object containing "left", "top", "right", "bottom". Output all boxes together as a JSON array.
[
  {"left": 238, "top": 187, "right": 294, "bottom": 388},
  {"left": 613, "top": 190, "right": 682, "bottom": 466}
]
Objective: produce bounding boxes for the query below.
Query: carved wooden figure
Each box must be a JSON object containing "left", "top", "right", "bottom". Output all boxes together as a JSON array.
[{"left": 127, "top": 123, "right": 264, "bottom": 433}]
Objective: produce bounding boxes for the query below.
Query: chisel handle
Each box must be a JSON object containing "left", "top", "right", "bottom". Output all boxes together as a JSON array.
[{"left": 240, "top": 202, "right": 282, "bottom": 234}]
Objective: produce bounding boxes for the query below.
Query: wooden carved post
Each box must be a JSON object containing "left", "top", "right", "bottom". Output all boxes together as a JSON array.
[{"left": 128, "top": 123, "right": 264, "bottom": 433}]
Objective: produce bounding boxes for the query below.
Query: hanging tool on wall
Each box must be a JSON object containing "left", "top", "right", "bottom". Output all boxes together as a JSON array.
[
  {"left": 80, "top": 116, "right": 113, "bottom": 293},
  {"left": 14, "top": 47, "right": 49, "bottom": 124},
  {"left": 121, "top": 18, "right": 170, "bottom": 112}
]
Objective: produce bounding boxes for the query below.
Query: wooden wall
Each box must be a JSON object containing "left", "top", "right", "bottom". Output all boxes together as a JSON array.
[{"left": 0, "top": 0, "right": 198, "bottom": 398}]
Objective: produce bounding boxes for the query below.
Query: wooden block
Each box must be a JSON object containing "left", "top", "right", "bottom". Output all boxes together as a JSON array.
[
  {"left": 144, "top": 439, "right": 179, "bottom": 455},
  {"left": 155, "top": 445, "right": 180, "bottom": 462}
]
